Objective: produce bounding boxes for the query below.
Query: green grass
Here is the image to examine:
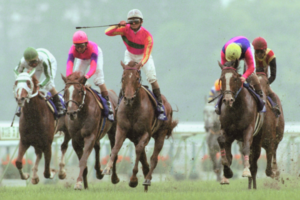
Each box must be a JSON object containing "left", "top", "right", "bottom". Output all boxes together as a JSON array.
[{"left": 1, "top": 177, "right": 300, "bottom": 200}]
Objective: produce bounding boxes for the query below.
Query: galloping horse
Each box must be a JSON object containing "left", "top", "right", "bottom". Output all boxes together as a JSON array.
[
  {"left": 217, "top": 61, "right": 264, "bottom": 189},
  {"left": 256, "top": 72, "right": 284, "bottom": 182},
  {"left": 61, "top": 72, "right": 119, "bottom": 190},
  {"left": 13, "top": 69, "right": 70, "bottom": 184},
  {"left": 103, "top": 61, "right": 178, "bottom": 191}
]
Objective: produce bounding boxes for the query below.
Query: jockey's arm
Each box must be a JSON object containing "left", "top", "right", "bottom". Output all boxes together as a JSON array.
[
  {"left": 66, "top": 53, "right": 75, "bottom": 77},
  {"left": 14, "top": 62, "right": 25, "bottom": 75},
  {"left": 105, "top": 25, "right": 125, "bottom": 36},
  {"left": 268, "top": 58, "right": 276, "bottom": 84},
  {"left": 140, "top": 35, "right": 153, "bottom": 66},
  {"left": 242, "top": 49, "right": 255, "bottom": 79},
  {"left": 85, "top": 52, "right": 98, "bottom": 79},
  {"left": 39, "top": 61, "right": 51, "bottom": 88}
]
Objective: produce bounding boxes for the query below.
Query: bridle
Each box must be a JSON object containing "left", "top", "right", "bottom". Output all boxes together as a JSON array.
[
  {"left": 64, "top": 82, "right": 86, "bottom": 113},
  {"left": 122, "top": 67, "right": 142, "bottom": 103},
  {"left": 221, "top": 67, "right": 243, "bottom": 100}
]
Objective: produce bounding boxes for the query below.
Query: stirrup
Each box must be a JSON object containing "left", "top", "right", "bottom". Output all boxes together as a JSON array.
[{"left": 107, "top": 113, "right": 114, "bottom": 121}]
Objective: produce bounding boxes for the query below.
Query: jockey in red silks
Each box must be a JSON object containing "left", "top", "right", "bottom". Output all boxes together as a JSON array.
[
  {"left": 14, "top": 47, "right": 64, "bottom": 117},
  {"left": 221, "top": 36, "right": 263, "bottom": 98},
  {"left": 105, "top": 9, "right": 167, "bottom": 121},
  {"left": 66, "top": 31, "right": 114, "bottom": 121},
  {"left": 252, "top": 37, "right": 281, "bottom": 115}
]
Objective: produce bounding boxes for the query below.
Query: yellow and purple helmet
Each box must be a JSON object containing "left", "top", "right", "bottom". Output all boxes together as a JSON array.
[{"left": 225, "top": 43, "right": 241, "bottom": 61}]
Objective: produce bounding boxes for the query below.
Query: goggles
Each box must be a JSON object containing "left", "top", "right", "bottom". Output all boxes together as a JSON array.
[
  {"left": 74, "top": 43, "right": 86, "bottom": 48},
  {"left": 128, "top": 19, "right": 141, "bottom": 24},
  {"left": 28, "top": 59, "right": 38, "bottom": 66}
]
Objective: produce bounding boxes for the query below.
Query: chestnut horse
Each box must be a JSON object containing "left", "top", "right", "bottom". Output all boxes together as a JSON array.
[
  {"left": 61, "top": 72, "right": 119, "bottom": 190},
  {"left": 103, "top": 61, "right": 178, "bottom": 191},
  {"left": 13, "top": 69, "right": 70, "bottom": 184},
  {"left": 254, "top": 72, "right": 284, "bottom": 183},
  {"left": 217, "top": 61, "right": 264, "bottom": 189}
]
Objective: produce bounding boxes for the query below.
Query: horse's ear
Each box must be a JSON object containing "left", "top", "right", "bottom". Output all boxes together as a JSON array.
[
  {"left": 218, "top": 61, "right": 223, "bottom": 70},
  {"left": 61, "top": 73, "right": 67, "bottom": 84},
  {"left": 121, "top": 61, "right": 126, "bottom": 69},
  {"left": 79, "top": 76, "right": 87, "bottom": 85}
]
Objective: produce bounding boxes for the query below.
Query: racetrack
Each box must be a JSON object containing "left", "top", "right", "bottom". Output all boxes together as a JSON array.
[{"left": 1, "top": 177, "right": 300, "bottom": 200}]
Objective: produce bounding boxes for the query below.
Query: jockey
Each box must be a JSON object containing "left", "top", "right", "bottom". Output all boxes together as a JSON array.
[
  {"left": 208, "top": 79, "right": 222, "bottom": 102},
  {"left": 252, "top": 37, "right": 281, "bottom": 115},
  {"left": 14, "top": 47, "right": 64, "bottom": 117},
  {"left": 66, "top": 30, "right": 114, "bottom": 121},
  {"left": 221, "top": 36, "right": 264, "bottom": 99},
  {"left": 105, "top": 9, "right": 167, "bottom": 121}
]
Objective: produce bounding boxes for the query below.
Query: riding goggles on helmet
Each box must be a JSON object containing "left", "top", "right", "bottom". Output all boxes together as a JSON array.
[{"left": 128, "top": 19, "right": 141, "bottom": 24}]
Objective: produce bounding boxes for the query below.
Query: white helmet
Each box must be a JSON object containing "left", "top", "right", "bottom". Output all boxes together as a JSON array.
[{"left": 127, "top": 9, "right": 143, "bottom": 19}]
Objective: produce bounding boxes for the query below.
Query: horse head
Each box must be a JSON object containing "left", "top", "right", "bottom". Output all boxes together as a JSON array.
[
  {"left": 13, "top": 69, "right": 39, "bottom": 107},
  {"left": 61, "top": 72, "right": 87, "bottom": 120},
  {"left": 218, "top": 60, "right": 242, "bottom": 107},
  {"left": 120, "top": 61, "right": 142, "bottom": 107},
  {"left": 256, "top": 72, "right": 268, "bottom": 94},
  {"left": 203, "top": 97, "right": 220, "bottom": 132}
]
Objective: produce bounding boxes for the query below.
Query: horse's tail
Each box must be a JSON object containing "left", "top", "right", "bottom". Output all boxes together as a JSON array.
[
  {"left": 172, "top": 104, "right": 179, "bottom": 112},
  {"left": 166, "top": 118, "right": 178, "bottom": 139}
]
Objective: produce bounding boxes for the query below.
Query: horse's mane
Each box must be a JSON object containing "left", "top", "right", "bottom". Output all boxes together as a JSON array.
[
  {"left": 67, "top": 71, "right": 82, "bottom": 81},
  {"left": 32, "top": 75, "right": 39, "bottom": 87}
]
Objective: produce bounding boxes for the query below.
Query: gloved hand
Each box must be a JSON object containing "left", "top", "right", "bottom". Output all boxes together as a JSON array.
[
  {"left": 83, "top": 76, "right": 88, "bottom": 83},
  {"left": 118, "top": 20, "right": 127, "bottom": 27}
]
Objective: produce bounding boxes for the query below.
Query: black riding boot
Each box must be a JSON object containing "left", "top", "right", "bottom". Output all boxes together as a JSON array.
[
  {"left": 104, "top": 96, "right": 114, "bottom": 121},
  {"left": 269, "top": 93, "right": 281, "bottom": 116},
  {"left": 52, "top": 95, "right": 65, "bottom": 116},
  {"left": 153, "top": 88, "right": 167, "bottom": 120}
]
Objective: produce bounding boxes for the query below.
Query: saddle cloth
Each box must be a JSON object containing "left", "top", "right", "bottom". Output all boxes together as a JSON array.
[{"left": 45, "top": 92, "right": 66, "bottom": 119}]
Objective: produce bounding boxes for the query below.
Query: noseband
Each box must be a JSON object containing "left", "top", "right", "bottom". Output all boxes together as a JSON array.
[{"left": 64, "top": 82, "right": 86, "bottom": 113}]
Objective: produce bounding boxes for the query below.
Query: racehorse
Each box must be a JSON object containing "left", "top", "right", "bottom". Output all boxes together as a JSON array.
[
  {"left": 61, "top": 71, "right": 119, "bottom": 190},
  {"left": 255, "top": 72, "right": 284, "bottom": 183},
  {"left": 102, "top": 61, "right": 178, "bottom": 191},
  {"left": 13, "top": 69, "right": 70, "bottom": 184},
  {"left": 217, "top": 61, "right": 264, "bottom": 189},
  {"left": 204, "top": 97, "right": 243, "bottom": 184}
]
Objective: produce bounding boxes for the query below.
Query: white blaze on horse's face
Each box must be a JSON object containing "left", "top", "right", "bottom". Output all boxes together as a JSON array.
[
  {"left": 129, "top": 72, "right": 132, "bottom": 79},
  {"left": 225, "top": 73, "right": 233, "bottom": 91},
  {"left": 68, "top": 85, "right": 75, "bottom": 108}
]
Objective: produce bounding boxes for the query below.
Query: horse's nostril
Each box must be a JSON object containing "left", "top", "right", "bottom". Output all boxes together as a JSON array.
[
  {"left": 222, "top": 99, "right": 226, "bottom": 102},
  {"left": 21, "top": 97, "right": 25, "bottom": 101},
  {"left": 230, "top": 99, "right": 234, "bottom": 102},
  {"left": 131, "top": 98, "right": 134, "bottom": 101}
]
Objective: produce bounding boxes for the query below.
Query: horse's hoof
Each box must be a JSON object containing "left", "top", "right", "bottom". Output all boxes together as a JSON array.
[
  {"left": 265, "top": 169, "right": 273, "bottom": 177},
  {"left": 58, "top": 171, "right": 67, "bottom": 180},
  {"left": 129, "top": 180, "right": 138, "bottom": 188},
  {"left": 49, "top": 169, "right": 56, "bottom": 179},
  {"left": 242, "top": 168, "right": 252, "bottom": 177},
  {"left": 31, "top": 177, "right": 40, "bottom": 185},
  {"left": 96, "top": 171, "right": 104, "bottom": 180},
  {"left": 144, "top": 185, "right": 148, "bottom": 192},
  {"left": 21, "top": 173, "right": 30, "bottom": 180},
  {"left": 111, "top": 175, "right": 120, "bottom": 184},
  {"left": 74, "top": 181, "right": 83, "bottom": 190},
  {"left": 220, "top": 176, "right": 230, "bottom": 185},
  {"left": 223, "top": 166, "right": 233, "bottom": 178},
  {"left": 143, "top": 179, "right": 151, "bottom": 186},
  {"left": 102, "top": 168, "right": 111, "bottom": 175}
]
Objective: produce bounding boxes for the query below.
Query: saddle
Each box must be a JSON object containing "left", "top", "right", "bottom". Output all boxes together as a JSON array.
[{"left": 44, "top": 92, "right": 66, "bottom": 119}]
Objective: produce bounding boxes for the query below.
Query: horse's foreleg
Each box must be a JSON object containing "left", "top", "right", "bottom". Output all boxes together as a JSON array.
[
  {"left": 94, "top": 141, "right": 104, "bottom": 180},
  {"left": 139, "top": 149, "right": 150, "bottom": 178},
  {"left": 43, "top": 146, "right": 56, "bottom": 179},
  {"left": 272, "top": 143, "right": 280, "bottom": 179},
  {"left": 59, "top": 130, "right": 71, "bottom": 180},
  {"left": 143, "top": 132, "right": 166, "bottom": 188},
  {"left": 31, "top": 148, "right": 42, "bottom": 184},
  {"left": 242, "top": 126, "right": 254, "bottom": 178},
  {"left": 129, "top": 133, "right": 149, "bottom": 188},
  {"left": 217, "top": 133, "right": 234, "bottom": 179},
  {"left": 107, "top": 132, "right": 120, "bottom": 184},
  {"left": 249, "top": 142, "right": 261, "bottom": 189},
  {"left": 75, "top": 134, "right": 95, "bottom": 190},
  {"left": 103, "top": 126, "right": 126, "bottom": 175},
  {"left": 16, "top": 142, "right": 30, "bottom": 180}
]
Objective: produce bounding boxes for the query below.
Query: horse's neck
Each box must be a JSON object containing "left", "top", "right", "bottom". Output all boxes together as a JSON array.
[
  {"left": 80, "top": 91, "right": 101, "bottom": 118},
  {"left": 22, "top": 96, "right": 47, "bottom": 119}
]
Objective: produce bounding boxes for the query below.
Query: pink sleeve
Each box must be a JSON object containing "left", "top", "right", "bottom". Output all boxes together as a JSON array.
[
  {"left": 243, "top": 49, "right": 255, "bottom": 79},
  {"left": 66, "top": 46, "right": 75, "bottom": 77},
  {"left": 221, "top": 51, "right": 226, "bottom": 65}
]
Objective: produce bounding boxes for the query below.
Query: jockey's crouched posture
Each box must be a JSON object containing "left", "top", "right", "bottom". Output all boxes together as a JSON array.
[
  {"left": 252, "top": 37, "right": 281, "bottom": 116},
  {"left": 105, "top": 9, "right": 167, "bottom": 120},
  {"left": 221, "top": 36, "right": 264, "bottom": 98},
  {"left": 14, "top": 47, "right": 64, "bottom": 117},
  {"left": 66, "top": 31, "right": 114, "bottom": 121}
]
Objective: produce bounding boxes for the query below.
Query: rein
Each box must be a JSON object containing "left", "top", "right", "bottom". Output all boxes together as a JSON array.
[{"left": 64, "top": 82, "right": 86, "bottom": 113}]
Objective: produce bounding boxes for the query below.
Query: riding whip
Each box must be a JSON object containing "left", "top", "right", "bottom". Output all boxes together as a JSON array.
[{"left": 76, "top": 23, "right": 130, "bottom": 29}]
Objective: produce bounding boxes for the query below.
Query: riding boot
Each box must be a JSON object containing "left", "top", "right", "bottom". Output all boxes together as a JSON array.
[
  {"left": 52, "top": 95, "right": 65, "bottom": 116},
  {"left": 153, "top": 88, "right": 167, "bottom": 120},
  {"left": 104, "top": 95, "right": 114, "bottom": 121},
  {"left": 268, "top": 93, "right": 281, "bottom": 116},
  {"left": 16, "top": 107, "right": 21, "bottom": 117},
  {"left": 253, "top": 83, "right": 264, "bottom": 98}
]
